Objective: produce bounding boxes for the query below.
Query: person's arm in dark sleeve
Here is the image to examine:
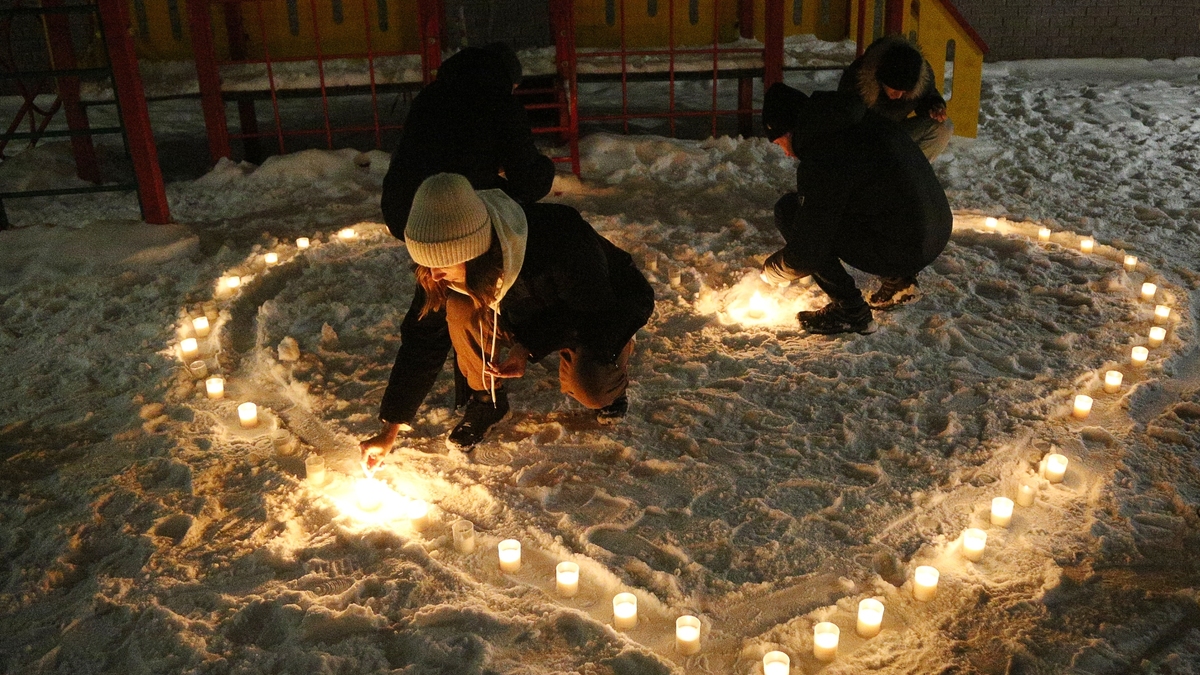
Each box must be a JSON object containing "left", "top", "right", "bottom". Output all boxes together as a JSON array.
[
  {"left": 378, "top": 288, "right": 452, "bottom": 424},
  {"left": 912, "top": 62, "right": 947, "bottom": 118},
  {"left": 782, "top": 153, "right": 854, "bottom": 272},
  {"left": 380, "top": 155, "right": 422, "bottom": 240},
  {"left": 496, "top": 97, "right": 555, "bottom": 204}
]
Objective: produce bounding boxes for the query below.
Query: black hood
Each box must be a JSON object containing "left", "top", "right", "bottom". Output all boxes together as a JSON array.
[
  {"left": 790, "top": 90, "right": 868, "bottom": 152},
  {"left": 436, "top": 46, "right": 518, "bottom": 94}
]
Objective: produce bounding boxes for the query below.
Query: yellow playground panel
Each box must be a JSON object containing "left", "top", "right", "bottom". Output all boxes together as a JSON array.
[
  {"left": 752, "top": 0, "right": 850, "bottom": 43},
  {"left": 572, "top": 0, "right": 741, "bottom": 49},
  {"left": 129, "top": 0, "right": 421, "bottom": 62},
  {"left": 851, "top": 0, "right": 986, "bottom": 137}
]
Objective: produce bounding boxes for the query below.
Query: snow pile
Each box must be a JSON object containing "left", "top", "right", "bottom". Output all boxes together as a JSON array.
[{"left": 1, "top": 58, "right": 1199, "bottom": 674}]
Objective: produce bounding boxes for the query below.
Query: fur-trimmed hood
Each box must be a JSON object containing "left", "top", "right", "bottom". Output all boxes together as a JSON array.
[{"left": 853, "top": 36, "right": 935, "bottom": 108}]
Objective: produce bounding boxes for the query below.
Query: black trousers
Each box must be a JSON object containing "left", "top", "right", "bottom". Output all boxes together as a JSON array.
[{"left": 774, "top": 193, "right": 868, "bottom": 306}]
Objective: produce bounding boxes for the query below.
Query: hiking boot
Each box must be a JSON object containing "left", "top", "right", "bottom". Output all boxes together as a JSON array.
[
  {"left": 447, "top": 389, "right": 509, "bottom": 451},
  {"left": 869, "top": 276, "right": 920, "bottom": 310},
  {"left": 798, "top": 301, "right": 877, "bottom": 335},
  {"left": 597, "top": 394, "right": 629, "bottom": 425}
]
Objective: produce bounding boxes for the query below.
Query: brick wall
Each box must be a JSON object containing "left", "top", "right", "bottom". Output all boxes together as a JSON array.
[{"left": 950, "top": 0, "right": 1200, "bottom": 60}]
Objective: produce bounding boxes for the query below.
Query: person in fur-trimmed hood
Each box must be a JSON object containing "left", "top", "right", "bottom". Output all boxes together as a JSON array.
[
  {"left": 361, "top": 174, "right": 654, "bottom": 456},
  {"left": 838, "top": 36, "right": 952, "bottom": 160}
]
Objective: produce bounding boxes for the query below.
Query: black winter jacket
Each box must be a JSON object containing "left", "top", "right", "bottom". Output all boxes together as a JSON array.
[
  {"left": 380, "top": 48, "right": 556, "bottom": 236},
  {"left": 781, "top": 90, "right": 952, "bottom": 277},
  {"left": 378, "top": 203, "right": 654, "bottom": 423},
  {"left": 837, "top": 36, "right": 946, "bottom": 124}
]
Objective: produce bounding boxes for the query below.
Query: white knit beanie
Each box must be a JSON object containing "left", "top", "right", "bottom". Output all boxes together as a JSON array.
[{"left": 405, "top": 173, "right": 493, "bottom": 268}]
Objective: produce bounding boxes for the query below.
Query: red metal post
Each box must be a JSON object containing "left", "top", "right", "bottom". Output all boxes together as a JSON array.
[
  {"left": 43, "top": 0, "right": 100, "bottom": 182},
  {"left": 763, "top": 0, "right": 784, "bottom": 88},
  {"left": 187, "top": 0, "right": 232, "bottom": 164},
  {"left": 418, "top": 0, "right": 442, "bottom": 83},
  {"left": 885, "top": 0, "right": 905, "bottom": 34},
  {"left": 550, "top": 0, "right": 579, "bottom": 175},
  {"left": 856, "top": 0, "right": 867, "bottom": 55},
  {"left": 736, "top": 0, "right": 754, "bottom": 136},
  {"left": 96, "top": 0, "right": 170, "bottom": 224}
]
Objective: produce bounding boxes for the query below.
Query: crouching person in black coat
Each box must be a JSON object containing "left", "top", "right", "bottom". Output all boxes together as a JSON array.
[
  {"left": 761, "top": 84, "right": 953, "bottom": 335},
  {"left": 363, "top": 174, "right": 654, "bottom": 457}
]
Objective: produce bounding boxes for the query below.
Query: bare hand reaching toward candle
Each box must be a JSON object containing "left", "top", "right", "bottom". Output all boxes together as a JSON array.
[
  {"left": 485, "top": 344, "right": 530, "bottom": 379},
  {"left": 359, "top": 422, "right": 411, "bottom": 473}
]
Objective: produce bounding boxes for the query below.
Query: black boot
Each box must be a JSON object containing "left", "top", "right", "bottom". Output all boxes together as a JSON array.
[
  {"left": 869, "top": 276, "right": 920, "bottom": 310},
  {"left": 798, "top": 301, "right": 877, "bottom": 335},
  {"left": 448, "top": 389, "right": 509, "bottom": 450},
  {"left": 597, "top": 394, "right": 629, "bottom": 424}
]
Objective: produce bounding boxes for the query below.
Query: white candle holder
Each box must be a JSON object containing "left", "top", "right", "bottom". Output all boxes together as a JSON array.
[
  {"left": 498, "top": 539, "right": 521, "bottom": 573},
  {"left": 407, "top": 499, "right": 431, "bottom": 531},
  {"left": 264, "top": 251, "right": 279, "bottom": 265},
  {"left": 1131, "top": 346, "right": 1149, "bottom": 366},
  {"left": 1038, "top": 227, "right": 1051, "bottom": 242},
  {"left": 338, "top": 227, "right": 357, "bottom": 240},
  {"left": 1123, "top": 255, "right": 1137, "bottom": 272},
  {"left": 990, "top": 497, "right": 1014, "bottom": 527},
  {"left": 612, "top": 592, "right": 638, "bottom": 630},
  {"left": 1141, "top": 282, "right": 1157, "bottom": 301},
  {"left": 1153, "top": 305, "right": 1171, "bottom": 324},
  {"left": 225, "top": 276, "right": 242, "bottom": 291},
  {"left": 1043, "top": 453, "right": 1068, "bottom": 484},
  {"left": 1079, "top": 236, "right": 1094, "bottom": 253},
  {"left": 812, "top": 622, "right": 839, "bottom": 662},
  {"left": 962, "top": 528, "right": 987, "bottom": 561},
  {"left": 555, "top": 561, "right": 580, "bottom": 598},
  {"left": 296, "top": 237, "right": 310, "bottom": 249},
  {"left": 1103, "top": 370, "right": 1123, "bottom": 393},
  {"left": 238, "top": 402, "right": 259, "bottom": 429},
  {"left": 985, "top": 217, "right": 998, "bottom": 229},
  {"left": 675, "top": 615, "right": 701, "bottom": 655},
  {"left": 187, "top": 360, "right": 208, "bottom": 380},
  {"left": 762, "top": 650, "right": 790, "bottom": 675},
  {"left": 452, "top": 520, "right": 476, "bottom": 553},
  {"left": 1072, "top": 394, "right": 1093, "bottom": 420},
  {"left": 1016, "top": 477, "right": 1038, "bottom": 506},
  {"left": 180, "top": 337, "right": 199, "bottom": 360},
  {"left": 857, "top": 598, "right": 884, "bottom": 638},
  {"left": 912, "top": 566, "right": 939, "bottom": 601},
  {"left": 205, "top": 376, "right": 225, "bottom": 399},
  {"left": 305, "top": 454, "right": 326, "bottom": 486},
  {"left": 1148, "top": 326, "right": 1166, "bottom": 348},
  {"left": 191, "top": 316, "right": 211, "bottom": 337}
]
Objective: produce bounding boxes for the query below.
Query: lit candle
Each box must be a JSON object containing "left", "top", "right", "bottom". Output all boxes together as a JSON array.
[
  {"left": 205, "top": 376, "right": 224, "bottom": 399},
  {"left": 912, "top": 566, "right": 939, "bottom": 601},
  {"left": 264, "top": 251, "right": 279, "bottom": 265},
  {"left": 1141, "top": 282, "right": 1157, "bottom": 301},
  {"left": 813, "top": 622, "right": 839, "bottom": 662},
  {"left": 985, "top": 217, "right": 998, "bottom": 229},
  {"left": 857, "top": 598, "right": 884, "bottom": 638},
  {"left": 1073, "top": 394, "right": 1093, "bottom": 420},
  {"left": 1154, "top": 305, "right": 1170, "bottom": 324},
  {"left": 962, "top": 528, "right": 987, "bottom": 561},
  {"left": 407, "top": 499, "right": 430, "bottom": 531},
  {"left": 357, "top": 479, "right": 383, "bottom": 511},
  {"left": 1104, "top": 370, "right": 1123, "bottom": 393},
  {"left": 990, "top": 497, "right": 1014, "bottom": 527},
  {"left": 612, "top": 592, "right": 638, "bottom": 630},
  {"left": 1044, "top": 453, "right": 1068, "bottom": 483},
  {"left": 556, "top": 561, "right": 580, "bottom": 598},
  {"left": 1079, "top": 237, "right": 1094, "bottom": 253},
  {"left": 1148, "top": 326, "right": 1165, "bottom": 348},
  {"left": 1038, "top": 227, "right": 1051, "bottom": 242},
  {"left": 188, "top": 360, "right": 208, "bottom": 380},
  {"left": 498, "top": 539, "right": 521, "bottom": 573},
  {"left": 1016, "top": 477, "right": 1038, "bottom": 507},
  {"left": 763, "top": 651, "right": 790, "bottom": 675},
  {"left": 1131, "top": 346, "right": 1149, "bottom": 366},
  {"left": 645, "top": 254, "right": 659, "bottom": 272},
  {"left": 675, "top": 615, "right": 701, "bottom": 655},
  {"left": 192, "top": 316, "right": 211, "bottom": 337},
  {"left": 338, "top": 227, "right": 357, "bottom": 240},
  {"left": 746, "top": 291, "right": 768, "bottom": 320},
  {"left": 1123, "top": 255, "right": 1138, "bottom": 272},
  {"left": 225, "top": 276, "right": 241, "bottom": 291},
  {"left": 305, "top": 453, "right": 326, "bottom": 486},
  {"left": 296, "top": 237, "right": 310, "bottom": 249},
  {"left": 180, "top": 337, "right": 199, "bottom": 360},
  {"left": 238, "top": 402, "right": 259, "bottom": 428},
  {"left": 452, "top": 520, "right": 476, "bottom": 553}
]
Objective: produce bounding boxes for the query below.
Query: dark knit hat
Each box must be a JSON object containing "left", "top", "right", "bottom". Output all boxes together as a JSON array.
[
  {"left": 762, "top": 82, "right": 808, "bottom": 141},
  {"left": 482, "top": 42, "right": 523, "bottom": 87},
  {"left": 876, "top": 42, "right": 924, "bottom": 91}
]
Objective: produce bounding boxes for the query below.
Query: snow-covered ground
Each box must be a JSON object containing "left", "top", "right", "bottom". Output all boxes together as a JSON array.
[{"left": 2, "top": 57, "right": 1199, "bottom": 674}]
